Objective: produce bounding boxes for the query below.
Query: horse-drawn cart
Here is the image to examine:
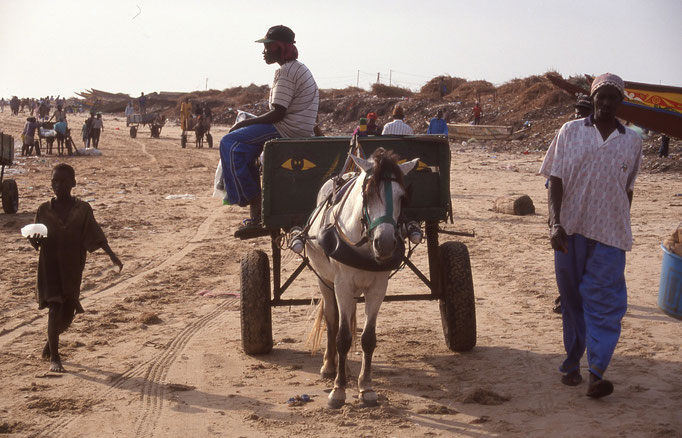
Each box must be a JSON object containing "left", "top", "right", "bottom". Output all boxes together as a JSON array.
[
  {"left": 181, "top": 116, "right": 213, "bottom": 149},
  {"left": 0, "top": 133, "right": 19, "bottom": 214},
  {"left": 239, "top": 135, "right": 476, "bottom": 355},
  {"left": 127, "top": 113, "right": 165, "bottom": 139}
]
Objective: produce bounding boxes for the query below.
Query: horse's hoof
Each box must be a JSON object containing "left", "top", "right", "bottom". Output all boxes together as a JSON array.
[
  {"left": 327, "top": 398, "right": 345, "bottom": 409},
  {"left": 360, "top": 390, "right": 378, "bottom": 407}
]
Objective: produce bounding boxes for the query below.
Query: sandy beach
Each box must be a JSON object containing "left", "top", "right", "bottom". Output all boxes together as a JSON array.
[{"left": 0, "top": 111, "right": 680, "bottom": 437}]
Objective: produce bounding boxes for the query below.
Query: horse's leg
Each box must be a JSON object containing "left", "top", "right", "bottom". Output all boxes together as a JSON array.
[
  {"left": 358, "top": 276, "right": 388, "bottom": 407},
  {"left": 328, "top": 281, "right": 354, "bottom": 409},
  {"left": 319, "top": 279, "right": 338, "bottom": 379}
]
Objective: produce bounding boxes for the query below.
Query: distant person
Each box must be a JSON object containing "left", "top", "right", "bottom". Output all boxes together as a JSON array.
[
  {"left": 180, "top": 98, "right": 192, "bottom": 131},
  {"left": 138, "top": 92, "right": 147, "bottom": 114},
  {"left": 540, "top": 73, "right": 642, "bottom": 399},
  {"left": 382, "top": 104, "right": 414, "bottom": 135},
  {"left": 220, "top": 25, "right": 319, "bottom": 238},
  {"left": 658, "top": 135, "right": 670, "bottom": 158},
  {"left": 472, "top": 102, "right": 482, "bottom": 125},
  {"left": 366, "top": 112, "right": 381, "bottom": 135},
  {"left": 50, "top": 104, "right": 67, "bottom": 123},
  {"left": 125, "top": 101, "right": 134, "bottom": 126},
  {"left": 439, "top": 78, "right": 447, "bottom": 99},
  {"left": 26, "top": 163, "right": 122, "bottom": 373},
  {"left": 83, "top": 111, "right": 95, "bottom": 147},
  {"left": 89, "top": 113, "right": 104, "bottom": 148},
  {"left": 10, "top": 96, "right": 20, "bottom": 115},
  {"left": 0, "top": 97, "right": 5, "bottom": 113},
  {"left": 22, "top": 117, "right": 41, "bottom": 156},
  {"left": 427, "top": 109, "right": 448, "bottom": 136}
]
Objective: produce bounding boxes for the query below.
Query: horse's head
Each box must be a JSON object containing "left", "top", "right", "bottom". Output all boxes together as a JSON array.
[{"left": 350, "top": 148, "right": 419, "bottom": 261}]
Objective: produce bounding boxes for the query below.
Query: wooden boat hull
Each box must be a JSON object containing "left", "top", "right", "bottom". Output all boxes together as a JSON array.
[{"left": 447, "top": 124, "right": 513, "bottom": 141}]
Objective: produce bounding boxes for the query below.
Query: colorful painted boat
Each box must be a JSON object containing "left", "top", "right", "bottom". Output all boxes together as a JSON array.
[
  {"left": 546, "top": 73, "right": 682, "bottom": 138},
  {"left": 447, "top": 124, "right": 513, "bottom": 141}
]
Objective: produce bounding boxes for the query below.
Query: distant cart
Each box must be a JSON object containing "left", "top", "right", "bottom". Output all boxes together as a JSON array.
[
  {"left": 181, "top": 116, "right": 213, "bottom": 149},
  {"left": 0, "top": 132, "right": 19, "bottom": 214},
  {"left": 127, "top": 113, "right": 165, "bottom": 139}
]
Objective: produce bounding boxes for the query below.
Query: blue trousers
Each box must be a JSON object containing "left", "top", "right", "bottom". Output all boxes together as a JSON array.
[
  {"left": 555, "top": 234, "right": 627, "bottom": 378},
  {"left": 219, "top": 124, "right": 280, "bottom": 207}
]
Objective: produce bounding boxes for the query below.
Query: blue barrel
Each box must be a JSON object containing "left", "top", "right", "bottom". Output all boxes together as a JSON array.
[{"left": 658, "top": 245, "right": 682, "bottom": 320}]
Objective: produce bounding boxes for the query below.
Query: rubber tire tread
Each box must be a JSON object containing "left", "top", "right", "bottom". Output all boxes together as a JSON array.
[
  {"left": 130, "top": 127, "right": 137, "bottom": 138},
  {"left": 438, "top": 241, "right": 476, "bottom": 352},
  {"left": 181, "top": 134, "right": 187, "bottom": 149},
  {"left": 2, "top": 179, "right": 19, "bottom": 214},
  {"left": 240, "top": 250, "right": 273, "bottom": 354},
  {"left": 207, "top": 133, "right": 213, "bottom": 149}
]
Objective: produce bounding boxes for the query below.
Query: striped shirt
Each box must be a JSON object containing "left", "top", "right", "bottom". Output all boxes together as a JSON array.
[
  {"left": 382, "top": 119, "right": 414, "bottom": 135},
  {"left": 539, "top": 116, "right": 642, "bottom": 251},
  {"left": 270, "top": 60, "right": 319, "bottom": 138}
]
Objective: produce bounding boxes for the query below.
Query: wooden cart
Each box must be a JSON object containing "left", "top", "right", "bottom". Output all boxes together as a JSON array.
[{"left": 0, "top": 133, "right": 19, "bottom": 214}]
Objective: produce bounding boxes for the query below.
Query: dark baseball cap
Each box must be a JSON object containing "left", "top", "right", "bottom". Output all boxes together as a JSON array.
[{"left": 255, "top": 25, "right": 295, "bottom": 44}]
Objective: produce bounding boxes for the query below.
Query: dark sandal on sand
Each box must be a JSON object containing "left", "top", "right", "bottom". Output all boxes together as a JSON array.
[
  {"left": 587, "top": 379, "right": 614, "bottom": 398},
  {"left": 561, "top": 370, "right": 583, "bottom": 386}
]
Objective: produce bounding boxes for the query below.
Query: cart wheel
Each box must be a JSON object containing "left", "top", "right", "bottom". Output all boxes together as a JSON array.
[
  {"left": 151, "top": 125, "right": 160, "bottom": 138},
  {"left": 2, "top": 179, "right": 19, "bottom": 214},
  {"left": 240, "top": 250, "right": 273, "bottom": 355},
  {"left": 438, "top": 241, "right": 476, "bottom": 352},
  {"left": 130, "top": 127, "right": 137, "bottom": 138},
  {"left": 207, "top": 133, "right": 213, "bottom": 148},
  {"left": 181, "top": 134, "right": 187, "bottom": 148}
]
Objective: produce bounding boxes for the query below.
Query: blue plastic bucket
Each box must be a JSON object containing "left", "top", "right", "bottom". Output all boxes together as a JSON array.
[{"left": 658, "top": 245, "right": 682, "bottom": 320}]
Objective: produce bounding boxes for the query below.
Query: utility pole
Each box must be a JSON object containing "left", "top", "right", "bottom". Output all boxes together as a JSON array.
[
  {"left": 389, "top": 70, "right": 392, "bottom": 87},
  {"left": 357, "top": 70, "right": 360, "bottom": 88},
  {"left": 377, "top": 72, "right": 380, "bottom": 84},
  {"left": 205, "top": 78, "right": 208, "bottom": 90}
]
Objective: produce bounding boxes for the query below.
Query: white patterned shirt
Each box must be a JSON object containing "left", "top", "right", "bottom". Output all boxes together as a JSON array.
[
  {"left": 270, "top": 60, "right": 319, "bottom": 138},
  {"left": 382, "top": 119, "right": 414, "bottom": 135},
  {"left": 539, "top": 116, "right": 642, "bottom": 251}
]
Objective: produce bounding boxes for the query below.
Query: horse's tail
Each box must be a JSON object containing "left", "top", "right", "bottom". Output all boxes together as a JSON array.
[
  {"left": 306, "top": 300, "right": 358, "bottom": 355},
  {"left": 306, "top": 301, "right": 326, "bottom": 355}
]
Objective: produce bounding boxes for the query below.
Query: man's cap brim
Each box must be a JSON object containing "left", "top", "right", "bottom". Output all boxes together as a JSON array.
[{"left": 255, "top": 37, "right": 274, "bottom": 43}]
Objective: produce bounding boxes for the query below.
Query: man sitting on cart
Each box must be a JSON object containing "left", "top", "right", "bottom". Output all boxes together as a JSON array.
[
  {"left": 220, "top": 24, "right": 319, "bottom": 238},
  {"left": 180, "top": 98, "right": 192, "bottom": 132}
]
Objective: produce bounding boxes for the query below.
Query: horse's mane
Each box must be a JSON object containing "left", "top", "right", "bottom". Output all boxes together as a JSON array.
[{"left": 365, "top": 148, "right": 405, "bottom": 198}]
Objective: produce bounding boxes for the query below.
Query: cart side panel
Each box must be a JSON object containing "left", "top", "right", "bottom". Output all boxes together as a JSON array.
[
  {"left": 262, "top": 136, "right": 450, "bottom": 229},
  {"left": 1, "top": 133, "right": 15, "bottom": 166}
]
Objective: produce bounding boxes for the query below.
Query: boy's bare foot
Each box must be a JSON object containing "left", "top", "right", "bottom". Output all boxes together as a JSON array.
[
  {"left": 41, "top": 342, "right": 50, "bottom": 360},
  {"left": 49, "top": 356, "right": 65, "bottom": 373}
]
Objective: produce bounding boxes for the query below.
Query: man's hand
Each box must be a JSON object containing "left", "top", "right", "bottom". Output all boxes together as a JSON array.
[
  {"left": 27, "top": 233, "right": 44, "bottom": 251},
  {"left": 229, "top": 120, "right": 249, "bottom": 133},
  {"left": 550, "top": 225, "right": 568, "bottom": 253}
]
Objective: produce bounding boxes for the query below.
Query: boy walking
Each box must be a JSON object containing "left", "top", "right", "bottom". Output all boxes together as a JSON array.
[{"left": 27, "top": 164, "right": 123, "bottom": 372}]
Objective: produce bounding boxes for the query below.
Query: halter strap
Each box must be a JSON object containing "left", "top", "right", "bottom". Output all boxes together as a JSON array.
[{"left": 364, "top": 171, "right": 397, "bottom": 233}]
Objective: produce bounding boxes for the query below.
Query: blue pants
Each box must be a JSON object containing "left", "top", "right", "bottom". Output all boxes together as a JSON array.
[
  {"left": 555, "top": 234, "right": 627, "bottom": 378},
  {"left": 219, "top": 124, "right": 280, "bottom": 207}
]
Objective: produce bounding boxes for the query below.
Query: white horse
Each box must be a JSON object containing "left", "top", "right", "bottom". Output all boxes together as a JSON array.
[{"left": 305, "top": 148, "right": 419, "bottom": 408}]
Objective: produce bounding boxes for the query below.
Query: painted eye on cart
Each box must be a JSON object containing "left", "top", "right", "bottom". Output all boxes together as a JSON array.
[{"left": 281, "top": 158, "right": 316, "bottom": 171}]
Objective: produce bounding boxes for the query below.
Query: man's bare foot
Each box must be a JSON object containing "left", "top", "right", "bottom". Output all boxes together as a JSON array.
[
  {"left": 49, "top": 357, "right": 65, "bottom": 373},
  {"left": 41, "top": 342, "right": 50, "bottom": 360}
]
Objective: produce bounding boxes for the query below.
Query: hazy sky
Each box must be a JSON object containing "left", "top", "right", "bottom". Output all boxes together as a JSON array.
[{"left": 1, "top": 0, "right": 680, "bottom": 99}]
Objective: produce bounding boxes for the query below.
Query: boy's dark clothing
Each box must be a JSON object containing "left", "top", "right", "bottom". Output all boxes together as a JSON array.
[{"left": 35, "top": 199, "right": 107, "bottom": 310}]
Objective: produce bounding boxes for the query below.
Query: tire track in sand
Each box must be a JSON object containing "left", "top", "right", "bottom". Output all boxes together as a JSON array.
[
  {"left": 0, "top": 207, "right": 223, "bottom": 348},
  {"left": 134, "top": 297, "right": 238, "bottom": 438},
  {"left": 133, "top": 138, "right": 157, "bottom": 163}
]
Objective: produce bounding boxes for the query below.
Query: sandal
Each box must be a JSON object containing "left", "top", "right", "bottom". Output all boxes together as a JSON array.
[
  {"left": 561, "top": 370, "right": 583, "bottom": 386},
  {"left": 587, "top": 378, "right": 614, "bottom": 398}
]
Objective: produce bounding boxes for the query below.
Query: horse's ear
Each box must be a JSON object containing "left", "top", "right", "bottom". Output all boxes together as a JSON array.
[
  {"left": 398, "top": 158, "right": 420, "bottom": 175},
  {"left": 349, "top": 153, "right": 373, "bottom": 173}
]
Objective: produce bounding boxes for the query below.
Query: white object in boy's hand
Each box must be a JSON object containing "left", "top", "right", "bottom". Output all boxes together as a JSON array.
[{"left": 21, "top": 223, "right": 48, "bottom": 238}]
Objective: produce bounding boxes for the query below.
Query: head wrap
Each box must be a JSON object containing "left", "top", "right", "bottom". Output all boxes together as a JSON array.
[
  {"left": 270, "top": 41, "right": 298, "bottom": 62},
  {"left": 392, "top": 105, "right": 404, "bottom": 119},
  {"left": 366, "top": 112, "right": 377, "bottom": 120},
  {"left": 575, "top": 94, "right": 592, "bottom": 109},
  {"left": 590, "top": 73, "right": 624, "bottom": 99}
]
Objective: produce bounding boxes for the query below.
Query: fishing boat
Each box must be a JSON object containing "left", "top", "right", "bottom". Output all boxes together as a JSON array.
[
  {"left": 546, "top": 73, "right": 682, "bottom": 138},
  {"left": 447, "top": 123, "right": 513, "bottom": 141}
]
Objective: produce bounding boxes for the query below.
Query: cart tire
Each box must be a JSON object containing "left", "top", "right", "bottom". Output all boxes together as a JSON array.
[
  {"left": 130, "top": 127, "right": 137, "bottom": 138},
  {"left": 151, "top": 125, "right": 160, "bottom": 138},
  {"left": 181, "top": 134, "right": 187, "bottom": 148},
  {"left": 438, "top": 241, "right": 476, "bottom": 352},
  {"left": 240, "top": 250, "right": 273, "bottom": 355},
  {"left": 207, "top": 133, "right": 213, "bottom": 149},
  {"left": 2, "top": 179, "right": 19, "bottom": 214}
]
